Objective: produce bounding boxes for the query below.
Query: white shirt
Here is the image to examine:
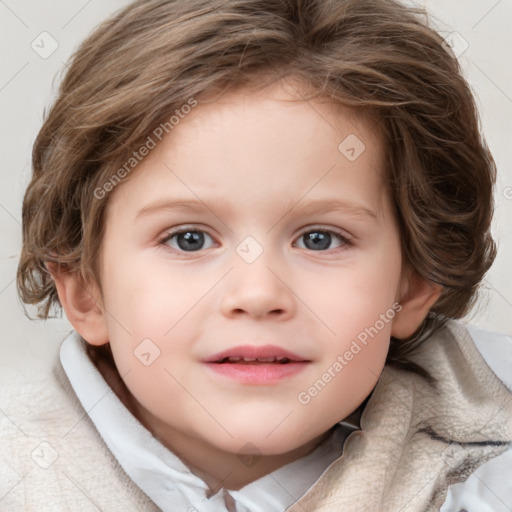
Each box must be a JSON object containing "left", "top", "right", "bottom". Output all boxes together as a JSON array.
[{"left": 59, "top": 323, "right": 512, "bottom": 512}]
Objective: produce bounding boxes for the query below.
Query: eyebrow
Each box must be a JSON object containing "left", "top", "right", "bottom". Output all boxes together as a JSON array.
[
  {"left": 286, "top": 198, "right": 378, "bottom": 221},
  {"left": 135, "top": 197, "right": 378, "bottom": 221},
  {"left": 136, "top": 199, "right": 216, "bottom": 219}
]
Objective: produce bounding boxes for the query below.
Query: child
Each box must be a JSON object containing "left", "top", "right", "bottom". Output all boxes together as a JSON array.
[{"left": 3, "top": 0, "right": 511, "bottom": 510}]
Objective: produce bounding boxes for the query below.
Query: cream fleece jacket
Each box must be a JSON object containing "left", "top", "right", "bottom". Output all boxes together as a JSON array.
[{"left": 1, "top": 320, "right": 511, "bottom": 511}]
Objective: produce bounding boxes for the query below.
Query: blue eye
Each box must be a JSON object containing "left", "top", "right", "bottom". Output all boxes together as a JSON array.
[
  {"left": 158, "top": 226, "right": 351, "bottom": 255},
  {"left": 159, "top": 229, "right": 215, "bottom": 252},
  {"left": 294, "top": 229, "right": 349, "bottom": 251}
]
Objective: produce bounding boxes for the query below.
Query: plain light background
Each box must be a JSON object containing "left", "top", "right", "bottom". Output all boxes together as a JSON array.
[{"left": 1, "top": 0, "right": 511, "bottom": 378}]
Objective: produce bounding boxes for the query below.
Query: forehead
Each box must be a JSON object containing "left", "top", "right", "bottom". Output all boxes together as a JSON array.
[{"left": 104, "top": 80, "right": 388, "bottom": 221}]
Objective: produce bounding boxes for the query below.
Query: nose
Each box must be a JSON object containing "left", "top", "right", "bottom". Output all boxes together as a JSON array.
[{"left": 220, "top": 254, "right": 296, "bottom": 321}]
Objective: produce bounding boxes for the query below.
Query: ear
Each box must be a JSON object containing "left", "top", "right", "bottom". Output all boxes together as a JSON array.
[
  {"left": 47, "top": 262, "right": 109, "bottom": 346},
  {"left": 391, "top": 270, "right": 442, "bottom": 339}
]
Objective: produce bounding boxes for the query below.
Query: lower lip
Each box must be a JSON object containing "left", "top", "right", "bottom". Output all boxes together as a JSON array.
[{"left": 203, "top": 362, "right": 309, "bottom": 384}]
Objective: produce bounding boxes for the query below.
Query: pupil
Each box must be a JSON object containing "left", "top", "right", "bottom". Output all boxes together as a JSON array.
[
  {"left": 304, "top": 232, "right": 331, "bottom": 250},
  {"left": 177, "top": 231, "right": 204, "bottom": 251}
]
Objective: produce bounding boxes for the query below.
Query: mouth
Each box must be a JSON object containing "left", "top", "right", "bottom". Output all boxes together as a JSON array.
[
  {"left": 204, "top": 345, "right": 309, "bottom": 364},
  {"left": 215, "top": 356, "right": 294, "bottom": 364},
  {"left": 203, "top": 345, "right": 311, "bottom": 384}
]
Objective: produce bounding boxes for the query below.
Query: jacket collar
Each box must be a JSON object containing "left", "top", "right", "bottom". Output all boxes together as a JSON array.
[{"left": 289, "top": 320, "right": 512, "bottom": 511}]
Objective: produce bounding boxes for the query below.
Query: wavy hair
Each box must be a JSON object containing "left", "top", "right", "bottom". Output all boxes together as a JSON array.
[{"left": 17, "top": 0, "right": 496, "bottom": 381}]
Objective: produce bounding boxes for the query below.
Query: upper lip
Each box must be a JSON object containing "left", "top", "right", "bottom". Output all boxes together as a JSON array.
[{"left": 203, "top": 345, "right": 310, "bottom": 363}]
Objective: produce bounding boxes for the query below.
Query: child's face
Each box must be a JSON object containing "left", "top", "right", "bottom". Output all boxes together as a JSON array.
[{"left": 94, "top": 81, "right": 405, "bottom": 462}]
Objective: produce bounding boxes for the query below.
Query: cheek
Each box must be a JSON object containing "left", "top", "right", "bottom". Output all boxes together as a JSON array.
[
  {"left": 100, "top": 258, "right": 217, "bottom": 383},
  {"left": 297, "top": 309, "right": 391, "bottom": 432},
  {"left": 307, "top": 259, "right": 401, "bottom": 337},
  {"left": 299, "top": 339, "right": 388, "bottom": 435},
  {"left": 300, "top": 256, "right": 400, "bottom": 397},
  {"left": 102, "top": 254, "right": 205, "bottom": 334}
]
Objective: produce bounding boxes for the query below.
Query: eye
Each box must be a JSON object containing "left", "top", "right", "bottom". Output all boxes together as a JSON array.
[
  {"left": 159, "top": 228, "right": 216, "bottom": 253},
  {"left": 294, "top": 228, "right": 350, "bottom": 252}
]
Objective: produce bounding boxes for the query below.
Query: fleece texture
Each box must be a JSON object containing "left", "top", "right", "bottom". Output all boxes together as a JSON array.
[{"left": 1, "top": 320, "right": 510, "bottom": 511}]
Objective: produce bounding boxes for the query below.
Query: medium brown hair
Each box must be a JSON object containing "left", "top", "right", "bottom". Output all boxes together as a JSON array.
[{"left": 17, "top": 0, "right": 496, "bottom": 380}]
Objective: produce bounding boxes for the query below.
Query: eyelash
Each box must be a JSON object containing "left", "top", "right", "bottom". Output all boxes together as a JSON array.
[{"left": 157, "top": 225, "right": 353, "bottom": 256}]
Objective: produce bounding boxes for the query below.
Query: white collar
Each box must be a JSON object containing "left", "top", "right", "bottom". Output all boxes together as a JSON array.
[{"left": 59, "top": 331, "right": 358, "bottom": 512}]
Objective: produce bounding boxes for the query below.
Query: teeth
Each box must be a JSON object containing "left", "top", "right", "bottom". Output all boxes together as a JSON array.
[{"left": 221, "top": 356, "right": 292, "bottom": 363}]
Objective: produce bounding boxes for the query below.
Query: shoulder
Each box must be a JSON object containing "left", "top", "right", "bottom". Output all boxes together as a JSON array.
[
  {"left": 0, "top": 365, "right": 70, "bottom": 442},
  {"left": 461, "top": 322, "right": 512, "bottom": 392},
  {"left": 440, "top": 321, "right": 512, "bottom": 512},
  {"left": 0, "top": 342, "right": 157, "bottom": 511},
  {"left": 0, "top": 366, "right": 78, "bottom": 509},
  {"left": 441, "top": 445, "right": 512, "bottom": 511}
]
